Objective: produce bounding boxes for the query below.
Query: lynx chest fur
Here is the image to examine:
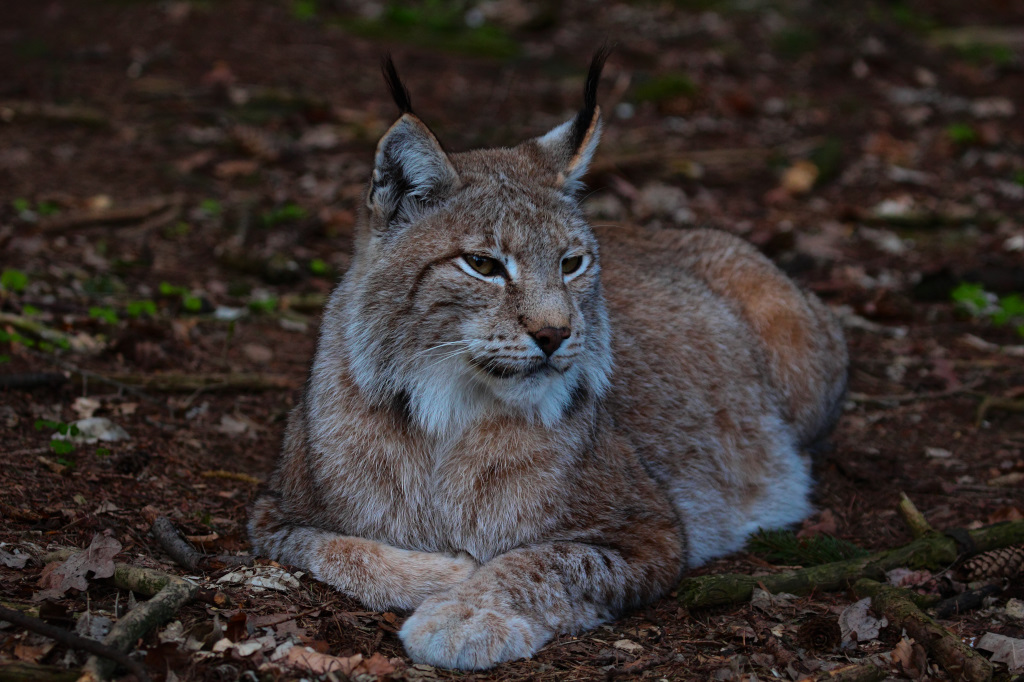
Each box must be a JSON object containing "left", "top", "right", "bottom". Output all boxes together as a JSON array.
[{"left": 249, "top": 51, "right": 848, "bottom": 671}]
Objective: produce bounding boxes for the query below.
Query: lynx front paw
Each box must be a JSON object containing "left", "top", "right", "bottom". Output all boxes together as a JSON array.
[{"left": 399, "top": 597, "right": 540, "bottom": 670}]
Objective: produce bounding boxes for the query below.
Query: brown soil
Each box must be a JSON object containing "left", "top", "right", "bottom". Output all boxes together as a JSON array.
[{"left": 1, "top": 1, "right": 1023, "bottom": 680}]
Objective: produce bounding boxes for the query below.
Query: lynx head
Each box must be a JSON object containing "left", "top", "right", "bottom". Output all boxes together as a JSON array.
[{"left": 342, "top": 50, "right": 613, "bottom": 436}]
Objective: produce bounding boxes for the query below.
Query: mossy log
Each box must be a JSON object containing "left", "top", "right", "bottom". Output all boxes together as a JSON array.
[
  {"left": 853, "top": 579, "right": 992, "bottom": 682},
  {"left": 677, "top": 520, "right": 1024, "bottom": 609},
  {"left": 0, "top": 662, "right": 79, "bottom": 682}
]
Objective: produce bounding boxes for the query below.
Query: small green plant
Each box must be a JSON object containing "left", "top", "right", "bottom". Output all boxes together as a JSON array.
[
  {"left": 309, "top": 258, "right": 329, "bottom": 276},
  {"left": 946, "top": 123, "right": 978, "bottom": 145},
  {"left": 260, "top": 203, "right": 307, "bottom": 228},
  {"left": 89, "top": 306, "right": 119, "bottom": 324},
  {"left": 36, "top": 201, "right": 60, "bottom": 216},
  {"left": 160, "top": 282, "right": 204, "bottom": 313},
  {"left": 248, "top": 296, "right": 279, "bottom": 314},
  {"left": 12, "top": 198, "right": 30, "bottom": 213},
  {"left": 955, "top": 43, "right": 1014, "bottom": 66},
  {"left": 292, "top": 0, "right": 318, "bottom": 20},
  {"left": 95, "top": 447, "right": 111, "bottom": 458},
  {"left": 35, "top": 419, "right": 80, "bottom": 457},
  {"left": 748, "top": 529, "right": 868, "bottom": 566},
  {"left": 953, "top": 282, "right": 1024, "bottom": 336},
  {"left": 1014, "top": 170, "right": 1024, "bottom": 187},
  {"left": 22, "top": 304, "right": 40, "bottom": 316},
  {"left": 1, "top": 269, "right": 28, "bottom": 292},
  {"left": 199, "top": 198, "right": 223, "bottom": 216},
  {"left": 0, "top": 355, "right": 9, "bottom": 364},
  {"left": 126, "top": 300, "right": 157, "bottom": 318},
  {"left": 772, "top": 27, "right": 819, "bottom": 59},
  {"left": 632, "top": 72, "right": 699, "bottom": 103}
]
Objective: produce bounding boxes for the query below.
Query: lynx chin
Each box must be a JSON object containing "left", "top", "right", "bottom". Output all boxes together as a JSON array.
[{"left": 249, "top": 49, "right": 848, "bottom": 670}]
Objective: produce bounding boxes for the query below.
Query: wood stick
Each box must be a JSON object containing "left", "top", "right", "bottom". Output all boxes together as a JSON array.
[
  {"left": 853, "top": 579, "right": 992, "bottom": 682},
  {"left": 97, "top": 371, "right": 297, "bottom": 392},
  {"left": 150, "top": 516, "right": 253, "bottom": 573},
  {"left": 0, "top": 662, "right": 79, "bottom": 682},
  {"left": 799, "top": 662, "right": 885, "bottom": 682},
  {"left": 0, "top": 372, "right": 68, "bottom": 390},
  {"left": 0, "top": 605, "right": 150, "bottom": 682},
  {"left": 676, "top": 519, "right": 1024, "bottom": 609},
  {"left": 37, "top": 195, "right": 182, "bottom": 233},
  {"left": 897, "top": 492, "right": 932, "bottom": 539}
]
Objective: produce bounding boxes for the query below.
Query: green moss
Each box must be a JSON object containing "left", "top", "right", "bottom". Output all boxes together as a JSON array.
[{"left": 632, "top": 73, "right": 699, "bottom": 103}]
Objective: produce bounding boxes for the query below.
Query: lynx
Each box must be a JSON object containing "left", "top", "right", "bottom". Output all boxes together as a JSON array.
[{"left": 249, "top": 50, "right": 847, "bottom": 670}]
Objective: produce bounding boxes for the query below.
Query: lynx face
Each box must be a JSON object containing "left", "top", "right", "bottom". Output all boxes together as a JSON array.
[{"left": 344, "top": 152, "right": 612, "bottom": 436}]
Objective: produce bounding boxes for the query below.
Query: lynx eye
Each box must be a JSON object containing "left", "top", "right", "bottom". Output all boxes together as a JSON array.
[
  {"left": 561, "top": 255, "right": 584, "bottom": 275},
  {"left": 463, "top": 254, "right": 501, "bottom": 277}
]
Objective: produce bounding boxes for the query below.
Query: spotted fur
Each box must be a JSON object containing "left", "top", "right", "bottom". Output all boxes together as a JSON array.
[{"left": 248, "top": 52, "right": 847, "bottom": 670}]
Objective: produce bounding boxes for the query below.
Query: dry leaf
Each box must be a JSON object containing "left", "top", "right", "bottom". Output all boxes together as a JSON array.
[
  {"left": 798, "top": 509, "right": 838, "bottom": 538},
  {"left": 34, "top": 533, "right": 122, "bottom": 601},
  {"left": 838, "top": 597, "right": 887, "bottom": 643},
  {"left": 780, "top": 159, "right": 819, "bottom": 195},
  {"left": 613, "top": 639, "right": 645, "bottom": 655},
  {"left": 281, "top": 646, "right": 364, "bottom": 676},
  {"left": 0, "top": 547, "right": 29, "bottom": 569},
  {"left": 978, "top": 633, "right": 1024, "bottom": 672}
]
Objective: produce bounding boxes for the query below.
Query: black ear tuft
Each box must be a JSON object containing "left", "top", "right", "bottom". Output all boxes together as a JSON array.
[
  {"left": 382, "top": 54, "right": 414, "bottom": 115},
  {"left": 569, "top": 46, "right": 612, "bottom": 152}
]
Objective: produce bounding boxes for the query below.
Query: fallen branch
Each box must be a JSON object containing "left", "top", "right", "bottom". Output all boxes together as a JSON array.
[
  {"left": 0, "top": 372, "right": 68, "bottom": 390},
  {"left": 0, "top": 662, "right": 79, "bottom": 682},
  {"left": 847, "top": 379, "right": 984, "bottom": 407},
  {"left": 898, "top": 492, "right": 932, "bottom": 539},
  {"left": 37, "top": 195, "right": 183, "bottom": 233},
  {"left": 853, "top": 579, "right": 992, "bottom": 682},
  {"left": 151, "top": 516, "right": 253, "bottom": 572},
  {"left": 98, "top": 371, "right": 297, "bottom": 392},
  {"left": 0, "top": 605, "right": 150, "bottom": 682},
  {"left": 798, "top": 662, "right": 885, "bottom": 682},
  {"left": 676, "top": 519, "right": 1024, "bottom": 609},
  {"left": 42, "top": 549, "right": 197, "bottom": 682},
  {"left": 0, "top": 312, "right": 75, "bottom": 348},
  {"left": 933, "top": 584, "right": 1003, "bottom": 619},
  {"left": 0, "top": 101, "right": 107, "bottom": 127},
  {"left": 976, "top": 396, "right": 1024, "bottom": 426},
  {"left": 201, "top": 469, "right": 262, "bottom": 485}
]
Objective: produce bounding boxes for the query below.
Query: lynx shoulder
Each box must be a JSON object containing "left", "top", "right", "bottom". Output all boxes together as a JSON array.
[{"left": 249, "top": 50, "right": 848, "bottom": 670}]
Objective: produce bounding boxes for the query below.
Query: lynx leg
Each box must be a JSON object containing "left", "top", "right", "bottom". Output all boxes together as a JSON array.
[
  {"left": 248, "top": 495, "right": 477, "bottom": 611},
  {"left": 400, "top": 535, "right": 682, "bottom": 670}
]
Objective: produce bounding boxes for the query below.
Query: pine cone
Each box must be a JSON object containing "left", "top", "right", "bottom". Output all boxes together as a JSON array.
[
  {"left": 230, "top": 125, "right": 279, "bottom": 161},
  {"left": 956, "top": 545, "right": 1024, "bottom": 582},
  {"left": 796, "top": 615, "right": 841, "bottom": 651}
]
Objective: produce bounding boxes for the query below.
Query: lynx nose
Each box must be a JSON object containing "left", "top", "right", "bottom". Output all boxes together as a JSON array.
[{"left": 529, "top": 327, "right": 571, "bottom": 357}]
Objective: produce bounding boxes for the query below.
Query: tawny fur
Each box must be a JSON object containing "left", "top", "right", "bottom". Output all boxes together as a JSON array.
[{"left": 249, "top": 54, "right": 847, "bottom": 671}]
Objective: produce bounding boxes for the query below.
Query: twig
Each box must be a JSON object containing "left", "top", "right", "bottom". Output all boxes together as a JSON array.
[
  {"left": 0, "top": 662, "right": 79, "bottom": 681},
  {"left": 97, "top": 371, "right": 297, "bottom": 392},
  {"left": 42, "top": 549, "right": 197, "bottom": 682},
  {"left": 976, "top": 396, "right": 1024, "bottom": 426},
  {"left": 848, "top": 379, "right": 984, "bottom": 407},
  {"left": 853, "top": 579, "right": 992, "bottom": 682},
  {"left": 676, "top": 519, "right": 1024, "bottom": 610},
  {"left": 150, "top": 516, "right": 254, "bottom": 573},
  {"left": 36, "top": 195, "right": 183, "bottom": 233},
  {"left": 0, "top": 605, "right": 150, "bottom": 682},
  {"left": 798, "top": 662, "right": 885, "bottom": 682},
  {"left": 0, "top": 101, "right": 107, "bottom": 127},
  {"left": 0, "top": 312, "right": 75, "bottom": 348},
  {"left": 0, "top": 372, "right": 68, "bottom": 390},
  {"left": 151, "top": 516, "right": 202, "bottom": 572},
  {"left": 898, "top": 492, "right": 933, "bottom": 539},
  {"left": 201, "top": 469, "right": 262, "bottom": 485},
  {"left": 932, "top": 584, "right": 1003, "bottom": 619}
]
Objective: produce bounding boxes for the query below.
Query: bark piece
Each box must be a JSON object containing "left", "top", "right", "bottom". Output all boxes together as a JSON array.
[
  {"left": 854, "top": 579, "right": 992, "bottom": 682},
  {"left": 677, "top": 520, "right": 1024, "bottom": 609}
]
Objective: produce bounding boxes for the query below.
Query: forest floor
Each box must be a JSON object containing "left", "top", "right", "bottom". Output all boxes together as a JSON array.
[{"left": 1, "top": 0, "right": 1023, "bottom": 680}]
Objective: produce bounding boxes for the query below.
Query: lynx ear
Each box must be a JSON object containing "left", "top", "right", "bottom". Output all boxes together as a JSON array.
[
  {"left": 368, "top": 57, "right": 460, "bottom": 227},
  {"left": 535, "top": 48, "right": 610, "bottom": 195}
]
